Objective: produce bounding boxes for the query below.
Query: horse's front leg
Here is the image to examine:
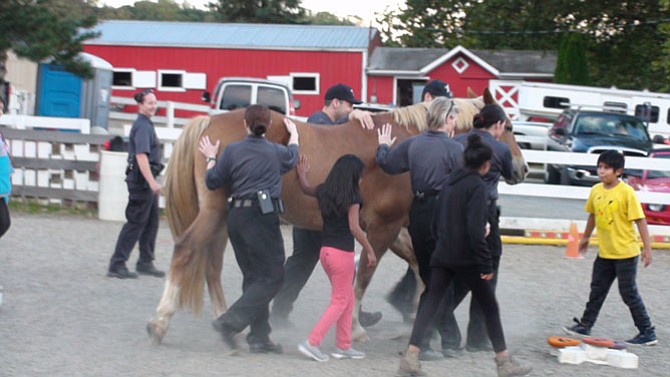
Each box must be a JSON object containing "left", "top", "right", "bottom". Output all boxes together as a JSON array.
[
  {"left": 352, "top": 219, "right": 404, "bottom": 342},
  {"left": 388, "top": 227, "right": 424, "bottom": 321}
]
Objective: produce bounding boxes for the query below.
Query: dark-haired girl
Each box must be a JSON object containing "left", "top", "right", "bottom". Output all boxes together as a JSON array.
[
  {"left": 296, "top": 154, "right": 377, "bottom": 362},
  {"left": 399, "top": 134, "right": 531, "bottom": 377},
  {"left": 199, "top": 104, "right": 299, "bottom": 354},
  {"left": 108, "top": 89, "right": 164, "bottom": 279}
]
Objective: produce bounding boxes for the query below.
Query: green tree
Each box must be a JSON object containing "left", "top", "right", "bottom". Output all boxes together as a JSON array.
[
  {"left": 657, "top": 0, "right": 670, "bottom": 91},
  {"left": 0, "top": 0, "right": 99, "bottom": 80},
  {"left": 554, "top": 33, "right": 591, "bottom": 85},
  {"left": 303, "top": 11, "right": 354, "bottom": 26},
  {"left": 208, "top": 0, "right": 306, "bottom": 24}
]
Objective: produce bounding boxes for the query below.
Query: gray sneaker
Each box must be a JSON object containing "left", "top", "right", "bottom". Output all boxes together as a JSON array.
[
  {"left": 331, "top": 347, "right": 365, "bottom": 359},
  {"left": 495, "top": 354, "right": 532, "bottom": 377},
  {"left": 298, "top": 340, "right": 329, "bottom": 362}
]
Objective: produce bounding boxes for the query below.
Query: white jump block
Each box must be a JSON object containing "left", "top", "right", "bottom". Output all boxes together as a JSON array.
[{"left": 558, "top": 345, "right": 638, "bottom": 369}]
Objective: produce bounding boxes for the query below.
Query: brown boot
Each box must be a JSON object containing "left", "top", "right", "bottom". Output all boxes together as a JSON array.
[
  {"left": 495, "top": 354, "right": 532, "bottom": 377},
  {"left": 398, "top": 350, "right": 426, "bottom": 376}
]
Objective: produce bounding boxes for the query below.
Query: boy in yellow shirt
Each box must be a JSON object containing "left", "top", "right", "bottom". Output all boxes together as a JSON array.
[{"left": 563, "top": 150, "right": 657, "bottom": 346}]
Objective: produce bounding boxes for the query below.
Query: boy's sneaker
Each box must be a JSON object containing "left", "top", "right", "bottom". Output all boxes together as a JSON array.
[
  {"left": 298, "top": 340, "right": 329, "bottom": 362},
  {"left": 495, "top": 354, "right": 532, "bottom": 377},
  {"left": 626, "top": 327, "right": 658, "bottom": 346},
  {"left": 562, "top": 317, "right": 591, "bottom": 337},
  {"left": 331, "top": 347, "right": 365, "bottom": 359}
]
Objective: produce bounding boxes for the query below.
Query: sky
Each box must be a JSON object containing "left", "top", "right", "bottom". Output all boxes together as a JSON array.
[{"left": 99, "top": 0, "right": 405, "bottom": 26}]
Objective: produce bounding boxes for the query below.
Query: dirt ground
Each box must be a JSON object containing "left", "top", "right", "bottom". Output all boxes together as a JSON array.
[{"left": 0, "top": 212, "right": 668, "bottom": 377}]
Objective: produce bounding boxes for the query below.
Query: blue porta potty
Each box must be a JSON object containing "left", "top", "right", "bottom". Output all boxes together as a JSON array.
[{"left": 35, "top": 53, "right": 113, "bottom": 131}]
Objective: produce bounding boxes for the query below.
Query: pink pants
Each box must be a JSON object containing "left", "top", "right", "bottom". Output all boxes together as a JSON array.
[{"left": 307, "top": 246, "right": 355, "bottom": 350}]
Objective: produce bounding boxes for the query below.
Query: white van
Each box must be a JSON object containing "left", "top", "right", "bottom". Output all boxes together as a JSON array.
[{"left": 202, "top": 77, "right": 301, "bottom": 118}]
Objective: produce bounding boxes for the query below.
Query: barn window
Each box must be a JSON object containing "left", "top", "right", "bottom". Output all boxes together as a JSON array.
[
  {"left": 158, "top": 70, "right": 186, "bottom": 92},
  {"left": 112, "top": 69, "right": 135, "bottom": 89},
  {"left": 290, "top": 73, "right": 319, "bottom": 95}
]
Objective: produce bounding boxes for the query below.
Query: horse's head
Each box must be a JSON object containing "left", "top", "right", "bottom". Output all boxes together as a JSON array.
[{"left": 457, "top": 88, "right": 528, "bottom": 184}]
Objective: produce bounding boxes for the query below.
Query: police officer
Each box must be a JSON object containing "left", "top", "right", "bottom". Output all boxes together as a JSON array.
[
  {"left": 107, "top": 89, "right": 164, "bottom": 279},
  {"left": 442, "top": 104, "right": 516, "bottom": 353},
  {"left": 270, "top": 83, "right": 382, "bottom": 329},
  {"left": 387, "top": 79, "right": 453, "bottom": 321},
  {"left": 201, "top": 105, "right": 299, "bottom": 353},
  {"left": 376, "top": 97, "right": 463, "bottom": 360}
]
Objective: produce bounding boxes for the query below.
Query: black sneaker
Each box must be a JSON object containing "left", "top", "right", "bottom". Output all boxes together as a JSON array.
[
  {"left": 359, "top": 310, "right": 382, "bottom": 328},
  {"left": 136, "top": 262, "right": 165, "bottom": 278},
  {"left": 212, "top": 318, "right": 238, "bottom": 350},
  {"left": 107, "top": 265, "right": 138, "bottom": 279},
  {"left": 562, "top": 317, "right": 591, "bottom": 337},
  {"left": 626, "top": 327, "right": 658, "bottom": 346}
]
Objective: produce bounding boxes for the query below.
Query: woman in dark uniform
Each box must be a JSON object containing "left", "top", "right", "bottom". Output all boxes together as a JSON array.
[
  {"left": 199, "top": 105, "right": 299, "bottom": 354},
  {"left": 107, "top": 89, "right": 164, "bottom": 279}
]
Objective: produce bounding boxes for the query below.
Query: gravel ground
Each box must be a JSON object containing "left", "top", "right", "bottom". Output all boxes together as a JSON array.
[{"left": 0, "top": 212, "right": 668, "bottom": 377}]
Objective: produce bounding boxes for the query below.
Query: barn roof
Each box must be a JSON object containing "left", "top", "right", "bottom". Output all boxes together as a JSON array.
[
  {"left": 368, "top": 46, "right": 556, "bottom": 77},
  {"left": 86, "top": 20, "right": 376, "bottom": 50}
]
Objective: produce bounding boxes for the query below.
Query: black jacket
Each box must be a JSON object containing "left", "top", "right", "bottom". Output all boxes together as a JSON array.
[{"left": 431, "top": 167, "right": 493, "bottom": 274}]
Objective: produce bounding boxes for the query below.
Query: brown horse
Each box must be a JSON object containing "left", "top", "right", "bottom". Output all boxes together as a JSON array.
[{"left": 146, "top": 88, "right": 528, "bottom": 345}]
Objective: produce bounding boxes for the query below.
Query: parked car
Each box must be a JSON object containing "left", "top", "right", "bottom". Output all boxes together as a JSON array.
[
  {"left": 544, "top": 109, "right": 654, "bottom": 186},
  {"left": 511, "top": 121, "right": 552, "bottom": 150},
  {"left": 201, "top": 77, "right": 301, "bottom": 117},
  {"left": 625, "top": 148, "right": 670, "bottom": 225}
]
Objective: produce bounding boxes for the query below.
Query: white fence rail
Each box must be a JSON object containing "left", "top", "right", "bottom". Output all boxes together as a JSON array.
[{"left": 109, "top": 96, "right": 210, "bottom": 130}]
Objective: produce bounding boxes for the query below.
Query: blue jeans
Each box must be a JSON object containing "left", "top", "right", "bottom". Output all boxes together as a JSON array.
[{"left": 581, "top": 256, "right": 652, "bottom": 332}]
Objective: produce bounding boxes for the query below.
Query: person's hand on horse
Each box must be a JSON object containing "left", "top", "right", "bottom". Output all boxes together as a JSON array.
[
  {"left": 284, "top": 117, "right": 298, "bottom": 134},
  {"left": 198, "top": 136, "right": 220, "bottom": 159},
  {"left": 296, "top": 154, "right": 310, "bottom": 178},
  {"left": 377, "top": 123, "right": 397, "bottom": 146},
  {"left": 349, "top": 109, "right": 375, "bottom": 130}
]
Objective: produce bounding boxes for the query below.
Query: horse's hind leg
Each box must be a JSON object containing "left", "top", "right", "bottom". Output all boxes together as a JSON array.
[
  {"left": 206, "top": 218, "right": 229, "bottom": 319},
  {"left": 388, "top": 227, "right": 424, "bottom": 320}
]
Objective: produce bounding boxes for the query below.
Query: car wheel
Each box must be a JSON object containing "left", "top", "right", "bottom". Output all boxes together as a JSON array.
[{"left": 544, "top": 165, "right": 560, "bottom": 184}]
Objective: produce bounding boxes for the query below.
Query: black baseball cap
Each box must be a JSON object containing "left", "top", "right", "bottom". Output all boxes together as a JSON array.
[
  {"left": 324, "top": 83, "right": 363, "bottom": 104},
  {"left": 422, "top": 80, "right": 452, "bottom": 99}
]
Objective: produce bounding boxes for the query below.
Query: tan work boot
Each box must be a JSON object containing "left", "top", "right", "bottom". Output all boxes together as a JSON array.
[
  {"left": 398, "top": 350, "right": 426, "bottom": 376},
  {"left": 495, "top": 354, "right": 532, "bottom": 377}
]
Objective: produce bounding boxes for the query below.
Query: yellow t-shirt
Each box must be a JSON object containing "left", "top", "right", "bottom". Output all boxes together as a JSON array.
[{"left": 585, "top": 181, "right": 644, "bottom": 259}]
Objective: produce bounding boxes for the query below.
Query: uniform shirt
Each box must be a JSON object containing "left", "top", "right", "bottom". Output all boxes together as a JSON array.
[
  {"left": 319, "top": 191, "right": 362, "bottom": 252},
  {"left": 585, "top": 181, "right": 645, "bottom": 259},
  {"left": 307, "top": 111, "right": 347, "bottom": 125},
  {"left": 376, "top": 130, "right": 463, "bottom": 194},
  {"left": 454, "top": 129, "right": 513, "bottom": 201},
  {"left": 205, "top": 135, "right": 298, "bottom": 198},
  {"left": 128, "top": 114, "right": 161, "bottom": 166}
]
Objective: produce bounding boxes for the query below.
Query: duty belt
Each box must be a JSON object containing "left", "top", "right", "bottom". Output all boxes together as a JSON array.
[{"left": 228, "top": 197, "right": 284, "bottom": 213}]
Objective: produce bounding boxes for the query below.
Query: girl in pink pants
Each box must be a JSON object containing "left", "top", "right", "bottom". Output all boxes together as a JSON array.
[{"left": 295, "top": 154, "right": 377, "bottom": 362}]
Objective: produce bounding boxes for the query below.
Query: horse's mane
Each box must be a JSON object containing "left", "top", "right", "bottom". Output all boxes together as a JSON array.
[
  {"left": 391, "top": 102, "right": 430, "bottom": 132},
  {"left": 390, "top": 97, "right": 486, "bottom": 133}
]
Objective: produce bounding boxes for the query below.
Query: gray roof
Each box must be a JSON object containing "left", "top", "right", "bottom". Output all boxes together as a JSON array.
[
  {"left": 368, "top": 47, "right": 556, "bottom": 75},
  {"left": 86, "top": 20, "right": 376, "bottom": 50}
]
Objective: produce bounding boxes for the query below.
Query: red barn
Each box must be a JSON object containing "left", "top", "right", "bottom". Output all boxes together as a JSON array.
[
  {"left": 83, "top": 21, "right": 555, "bottom": 119},
  {"left": 84, "top": 20, "right": 381, "bottom": 118}
]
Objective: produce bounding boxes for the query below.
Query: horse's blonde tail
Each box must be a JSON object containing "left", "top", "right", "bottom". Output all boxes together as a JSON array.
[{"left": 164, "top": 116, "right": 210, "bottom": 238}]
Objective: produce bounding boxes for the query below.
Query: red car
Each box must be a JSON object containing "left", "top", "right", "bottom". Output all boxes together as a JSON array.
[{"left": 626, "top": 149, "right": 670, "bottom": 225}]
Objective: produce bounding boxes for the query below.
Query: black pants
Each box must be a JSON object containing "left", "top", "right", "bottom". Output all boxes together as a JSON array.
[
  {"left": 109, "top": 189, "right": 159, "bottom": 269},
  {"left": 0, "top": 198, "right": 10, "bottom": 238},
  {"left": 441, "top": 202, "right": 501, "bottom": 349},
  {"left": 408, "top": 196, "right": 450, "bottom": 349},
  {"left": 409, "top": 266, "right": 507, "bottom": 353},
  {"left": 271, "top": 227, "right": 322, "bottom": 318},
  {"left": 219, "top": 206, "right": 286, "bottom": 343},
  {"left": 581, "top": 256, "right": 652, "bottom": 331}
]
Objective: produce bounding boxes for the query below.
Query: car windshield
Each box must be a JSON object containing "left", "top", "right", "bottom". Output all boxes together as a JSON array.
[{"left": 575, "top": 114, "right": 650, "bottom": 142}]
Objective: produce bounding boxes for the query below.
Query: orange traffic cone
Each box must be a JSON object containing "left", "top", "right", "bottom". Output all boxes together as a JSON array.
[{"left": 565, "top": 222, "right": 583, "bottom": 259}]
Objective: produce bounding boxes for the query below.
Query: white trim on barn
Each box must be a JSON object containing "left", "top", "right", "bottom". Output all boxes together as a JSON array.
[{"left": 420, "top": 46, "right": 500, "bottom": 77}]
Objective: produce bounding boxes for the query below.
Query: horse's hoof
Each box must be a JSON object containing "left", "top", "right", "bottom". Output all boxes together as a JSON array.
[
  {"left": 147, "top": 320, "right": 165, "bottom": 346},
  {"left": 351, "top": 329, "right": 370, "bottom": 343}
]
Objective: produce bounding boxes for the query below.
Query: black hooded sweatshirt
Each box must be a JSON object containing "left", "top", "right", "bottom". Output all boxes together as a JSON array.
[{"left": 431, "top": 167, "right": 493, "bottom": 275}]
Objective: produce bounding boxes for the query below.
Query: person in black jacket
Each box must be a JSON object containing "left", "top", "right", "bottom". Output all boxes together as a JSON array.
[{"left": 399, "top": 134, "right": 531, "bottom": 377}]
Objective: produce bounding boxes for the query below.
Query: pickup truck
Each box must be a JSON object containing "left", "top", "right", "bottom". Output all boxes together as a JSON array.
[
  {"left": 544, "top": 109, "right": 654, "bottom": 186},
  {"left": 201, "top": 77, "right": 301, "bottom": 117}
]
